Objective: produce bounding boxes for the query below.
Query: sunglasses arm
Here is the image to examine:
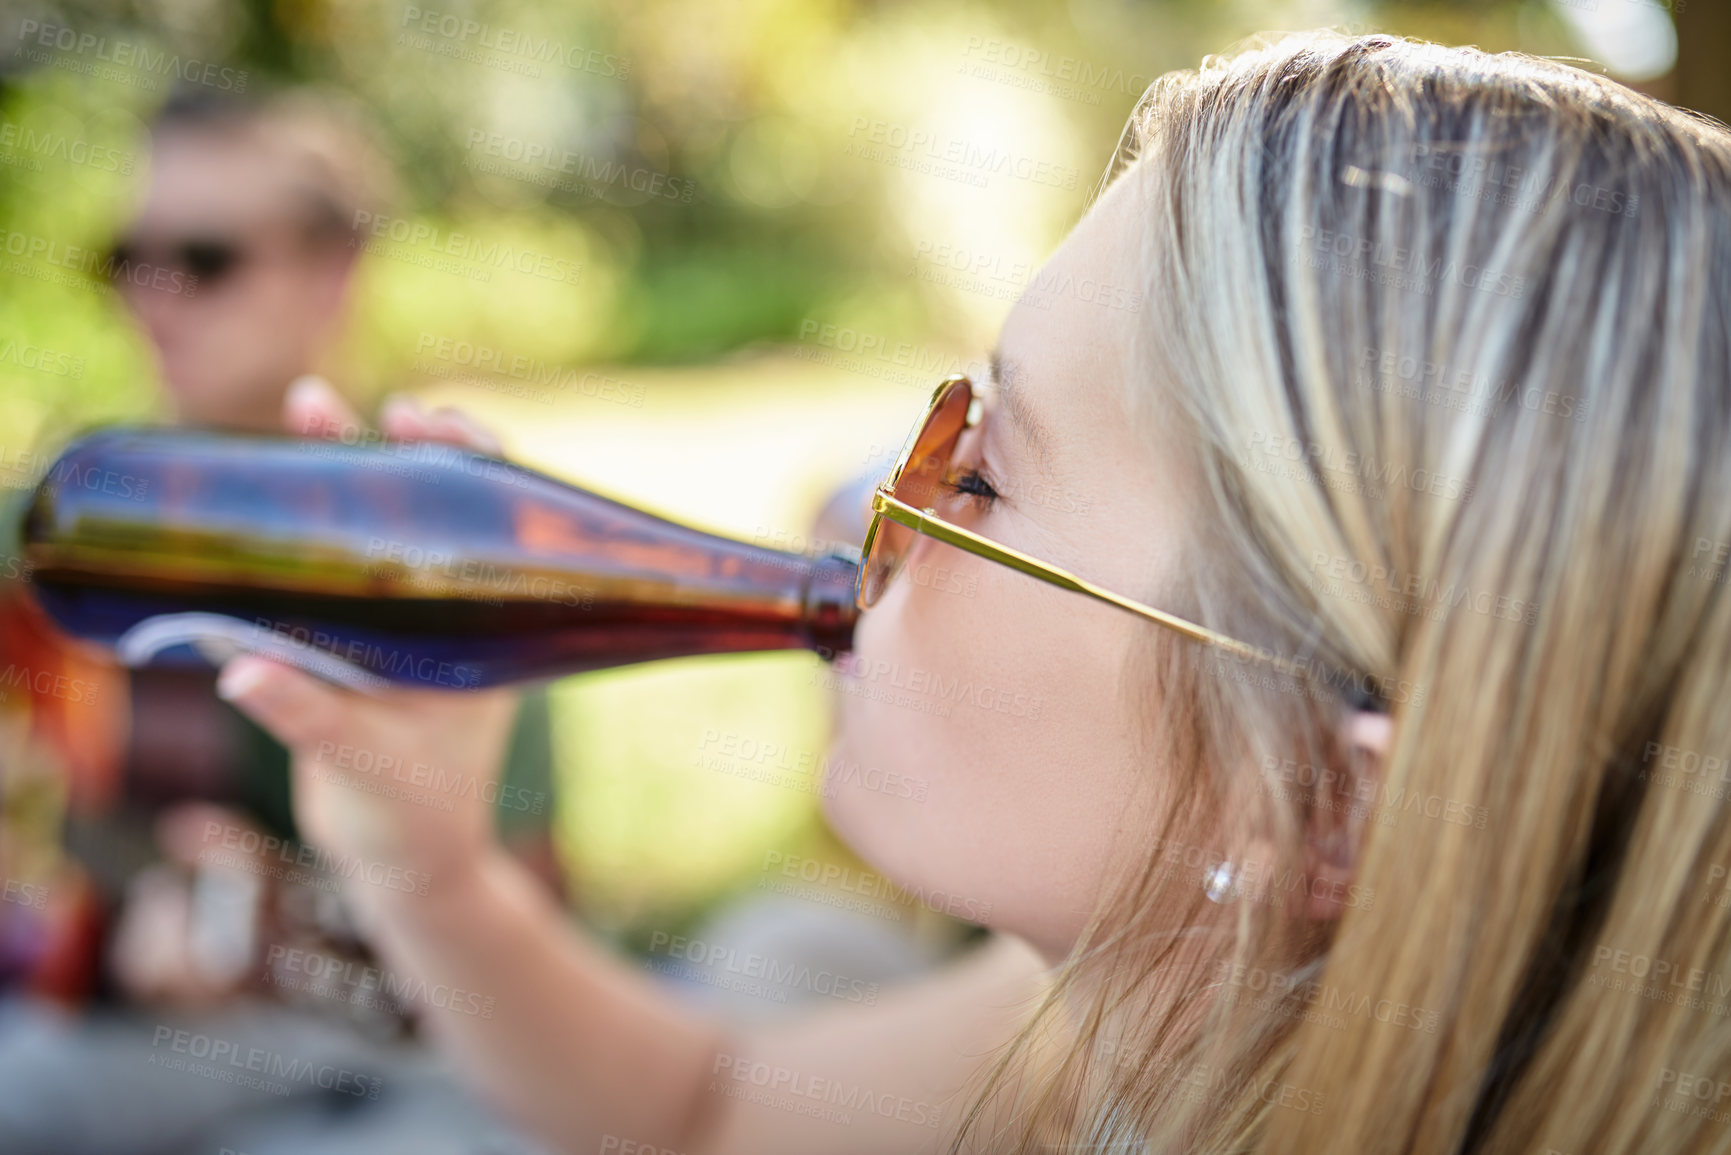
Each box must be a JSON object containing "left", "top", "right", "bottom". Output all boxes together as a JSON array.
[{"left": 869, "top": 489, "right": 1297, "bottom": 673}]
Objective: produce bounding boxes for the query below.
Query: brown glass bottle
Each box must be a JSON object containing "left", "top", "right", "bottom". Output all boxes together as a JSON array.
[{"left": 19, "top": 427, "right": 859, "bottom": 690}]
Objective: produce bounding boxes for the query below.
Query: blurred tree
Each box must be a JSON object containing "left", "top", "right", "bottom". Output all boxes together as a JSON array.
[{"left": 1675, "top": 3, "right": 1730, "bottom": 126}]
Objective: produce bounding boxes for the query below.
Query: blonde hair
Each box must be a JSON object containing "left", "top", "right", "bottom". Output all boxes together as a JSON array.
[{"left": 955, "top": 31, "right": 1731, "bottom": 1154}]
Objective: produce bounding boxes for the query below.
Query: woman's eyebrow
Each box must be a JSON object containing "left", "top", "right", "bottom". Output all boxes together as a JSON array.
[{"left": 987, "top": 346, "right": 1056, "bottom": 471}]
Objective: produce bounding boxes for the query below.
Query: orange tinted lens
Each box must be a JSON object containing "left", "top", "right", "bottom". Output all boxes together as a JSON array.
[{"left": 859, "top": 378, "right": 971, "bottom": 607}]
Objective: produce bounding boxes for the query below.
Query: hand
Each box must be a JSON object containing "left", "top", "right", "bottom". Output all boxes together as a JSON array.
[
  {"left": 216, "top": 378, "right": 520, "bottom": 896},
  {"left": 109, "top": 803, "right": 266, "bottom": 1008}
]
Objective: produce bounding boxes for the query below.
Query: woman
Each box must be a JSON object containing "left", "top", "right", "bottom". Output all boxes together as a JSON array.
[{"left": 212, "top": 30, "right": 1731, "bottom": 1154}]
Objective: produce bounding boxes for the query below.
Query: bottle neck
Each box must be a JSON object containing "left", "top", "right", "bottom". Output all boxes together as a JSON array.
[{"left": 798, "top": 551, "right": 861, "bottom": 658}]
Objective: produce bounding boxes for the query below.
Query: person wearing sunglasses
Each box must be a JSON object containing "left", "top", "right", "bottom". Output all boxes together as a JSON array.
[
  {"left": 216, "top": 31, "right": 1731, "bottom": 1154},
  {"left": 106, "top": 89, "right": 387, "bottom": 432},
  {"left": 92, "top": 93, "right": 561, "bottom": 1021}
]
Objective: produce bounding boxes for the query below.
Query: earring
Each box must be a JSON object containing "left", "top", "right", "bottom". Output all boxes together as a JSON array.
[{"left": 1204, "top": 861, "right": 1238, "bottom": 904}]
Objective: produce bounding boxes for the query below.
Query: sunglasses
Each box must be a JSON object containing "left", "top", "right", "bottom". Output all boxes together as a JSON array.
[
  {"left": 104, "top": 235, "right": 245, "bottom": 287},
  {"left": 858, "top": 374, "right": 1388, "bottom": 709}
]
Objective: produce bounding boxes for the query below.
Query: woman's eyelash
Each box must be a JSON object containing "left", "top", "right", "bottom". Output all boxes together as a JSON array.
[{"left": 940, "top": 467, "right": 1000, "bottom": 505}]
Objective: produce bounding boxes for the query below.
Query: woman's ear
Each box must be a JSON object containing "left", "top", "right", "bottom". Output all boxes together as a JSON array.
[
  {"left": 1344, "top": 711, "right": 1393, "bottom": 762},
  {"left": 1302, "top": 709, "right": 1393, "bottom": 921}
]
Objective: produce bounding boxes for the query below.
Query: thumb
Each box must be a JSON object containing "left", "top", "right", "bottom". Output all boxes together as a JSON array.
[
  {"left": 283, "top": 374, "right": 365, "bottom": 442},
  {"left": 216, "top": 654, "right": 354, "bottom": 755}
]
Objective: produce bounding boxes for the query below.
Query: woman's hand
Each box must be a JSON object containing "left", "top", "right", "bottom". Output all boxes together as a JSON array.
[{"left": 215, "top": 377, "right": 519, "bottom": 895}]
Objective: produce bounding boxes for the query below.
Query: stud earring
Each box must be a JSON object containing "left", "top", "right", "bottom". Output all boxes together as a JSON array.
[{"left": 1204, "top": 861, "right": 1238, "bottom": 904}]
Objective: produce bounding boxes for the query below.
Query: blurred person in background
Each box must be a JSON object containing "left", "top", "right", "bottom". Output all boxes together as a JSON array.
[
  {"left": 100, "top": 85, "right": 561, "bottom": 1008},
  {"left": 0, "top": 88, "right": 558, "bottom": 1155},
  {"left": 114, "top": 89, "right": 378, "bottom": 434},
  {"left": 215, "top": 31, "right": 1731, "bottom": 1155}
]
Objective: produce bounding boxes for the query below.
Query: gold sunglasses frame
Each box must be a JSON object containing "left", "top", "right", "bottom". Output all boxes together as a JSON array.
[{"left": 858, "top": 374, "right": 1342, "bottom": 691}]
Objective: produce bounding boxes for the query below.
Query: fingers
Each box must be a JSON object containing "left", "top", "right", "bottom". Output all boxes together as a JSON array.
[
  {"left": 217, "top": 654, "right": 363, "bottom": 756},
  {"left": 284, "top": 374, "right": 366, "bottom": 440},
  {"left": 380, "top": 393, "right": 503, "bottom": 456},
  {"left": 429, "top": 406, "right": 504, "bottom": 456},
  {"left": 156, "top": 802, "right": 257, "bottom": 869},
  {"left": 283, "top": 373, "right": 503, "bottom": 457}
]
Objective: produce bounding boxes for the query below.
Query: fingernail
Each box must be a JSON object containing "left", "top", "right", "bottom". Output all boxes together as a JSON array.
[
  {"left": 286, "top": 374, "right": 332, "bottom": 408},
  {"left": 217, "top": 658, "right": 271, "bottom": 703},
  {"left": 379, "top": 394, "right": 423, "bottom": 428}
]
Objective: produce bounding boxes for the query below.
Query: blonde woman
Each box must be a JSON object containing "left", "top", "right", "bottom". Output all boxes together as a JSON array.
[{"left": 213, "top": 31, "right": 1731, "bottom": 1154}]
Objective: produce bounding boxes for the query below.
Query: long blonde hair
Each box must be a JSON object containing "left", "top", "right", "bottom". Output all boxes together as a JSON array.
[{"left": 955, "top": 31, "right": 1731, "bottom": 1154}]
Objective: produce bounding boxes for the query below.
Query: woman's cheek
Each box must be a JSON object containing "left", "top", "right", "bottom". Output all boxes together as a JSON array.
[
  {"left": 817, "top": 604, "right": 901, "bottom": 859},
  {"left": 816, "top": 599, "right": 970, "bottom": 895},
  {"left": 817, "top": 682, "right": 945, "bottom": 873}
]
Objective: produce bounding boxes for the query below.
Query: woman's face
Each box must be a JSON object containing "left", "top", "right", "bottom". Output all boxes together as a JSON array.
[{"left": 824, "top": 176, "right": 1200, "bottom": 963}]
